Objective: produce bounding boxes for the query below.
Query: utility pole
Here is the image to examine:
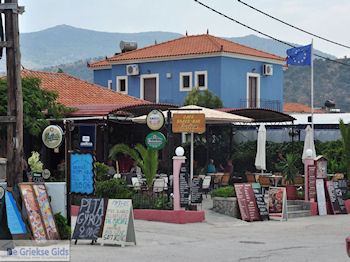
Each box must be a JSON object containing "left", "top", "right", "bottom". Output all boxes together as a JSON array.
[{"left": 0, "top": 1, "right": 25, "bottom": 187}]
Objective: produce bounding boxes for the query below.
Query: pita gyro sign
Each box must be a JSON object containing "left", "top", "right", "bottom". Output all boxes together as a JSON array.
[{"left": 42, "top": 125, "right": 63, "bottom": 149}]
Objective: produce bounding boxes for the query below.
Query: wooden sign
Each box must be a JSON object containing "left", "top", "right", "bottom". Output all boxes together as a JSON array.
[
  {"left": 72, "top": 198, "right": 106, "bottom": 241},
  {"left": 268, "top": 187, "right": 287, "bottom": 221},
  {"left": 33, "top": 184, "right": 60, "bottom": 240},
  {"left": 101, "top": 199, "right": 136, "bottom": 247},
  {"left": 316, "top": 179, "right": 327, "bottom": 216},
  {"left": 191, "top": 177, "right": 203, "bottom": 204},
  {"left": 70, "top": 152, "right": 95, "bottom": 195},
  {"left": 325, "top": 181, "right": 341, "bottom": 214},
  {"left": 307, "top": 165, "right": 317, "bottom": 201},
  {"left": 234, "top": 183, "right": 260, "bottom": 222},
  {"left": 19, "top": 184, "right": 48, "bottom": 241},
  {"left": 179, "top": 163, "right": 189, "bottom": 207},
  {"left": 252, "top": 183, "right": 269, "bottom": 221},
  {"left": 172, "top": 113, "right": 205, "bottom": 133},
  {"left": 4, "top": 189, "right": 31, "bottom": 239},
  {"left": 333, "top": 181, "right": 347, "bottom": 214}
]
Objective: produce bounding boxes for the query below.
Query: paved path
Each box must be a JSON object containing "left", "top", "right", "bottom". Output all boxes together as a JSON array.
[{"left": 70, "top": 198, "right": 350, "bottom": 262}]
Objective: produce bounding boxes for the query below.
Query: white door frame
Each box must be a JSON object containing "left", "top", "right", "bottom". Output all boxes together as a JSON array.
[
  {"left": 246, "top": 72, "right": 260, "bottom": 108},
  {"left": 140, "top": 73, "right": 159, "bottom": 103}
]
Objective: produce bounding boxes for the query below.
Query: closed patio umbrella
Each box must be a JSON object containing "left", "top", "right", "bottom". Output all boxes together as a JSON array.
[
  {"left": 255, "top": 124, "right": 266, "bottom": 171},
  {"left": 302, "top": 125, "right": 316, "bottom": 163}
]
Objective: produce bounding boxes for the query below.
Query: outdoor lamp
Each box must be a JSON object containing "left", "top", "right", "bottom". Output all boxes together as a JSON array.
[
  {"left": 175, "top": 146, "right": 185, "bottom": 157},
  {"left": 306, "top": 149, "right": 313, "bottom": 159}
]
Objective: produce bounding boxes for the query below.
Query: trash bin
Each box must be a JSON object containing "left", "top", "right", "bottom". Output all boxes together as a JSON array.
[{"left": 0, "top": 158, "right": 6, "bottom": 181}]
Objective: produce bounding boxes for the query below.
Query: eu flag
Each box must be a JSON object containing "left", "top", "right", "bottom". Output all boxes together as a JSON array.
[{"left": 286, "top": 44, "right": 312, "bottom": 66}]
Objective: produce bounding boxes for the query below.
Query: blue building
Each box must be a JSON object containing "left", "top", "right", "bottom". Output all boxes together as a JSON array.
[{"left": 89, "top": 33, "right": 286, "bottom": 111}]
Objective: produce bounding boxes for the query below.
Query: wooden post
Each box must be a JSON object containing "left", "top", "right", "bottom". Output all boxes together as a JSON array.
[
  {"left": 4, "top": 0, "right": 23, "bottom": 187},
  {"left": 65, "top": 120, "right": 72, "bottom": 226}
]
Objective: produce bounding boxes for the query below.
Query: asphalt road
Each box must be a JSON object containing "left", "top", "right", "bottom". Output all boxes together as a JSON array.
[{"left": 70, "top": 213, "right": 350, "bottom": 262}]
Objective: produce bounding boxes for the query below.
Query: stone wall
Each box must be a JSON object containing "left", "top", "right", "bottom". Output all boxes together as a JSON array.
[{"left": 212, "top": 197, "right": 239, "bottom": 218}]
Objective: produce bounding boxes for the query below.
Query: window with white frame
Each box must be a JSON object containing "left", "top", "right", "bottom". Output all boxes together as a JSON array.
[
  {"left": 116, "top": 76, "right": 128, "bottom": 94},
  {"left": 179, "top": 72, "right": 192, "bottom": 91},
  {"left": 195, "top": 71, "right": 207, "bottom": 90},
  {"left": 107, "top": 80, "right": 112, "bottom": 90}
]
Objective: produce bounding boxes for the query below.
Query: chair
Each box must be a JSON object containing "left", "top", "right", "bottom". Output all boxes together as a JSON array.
[
  {"left": 257, "top": 176, "right": 271, "bottom": 195},
  {"left": 131, "top": 177, "right": 141, "bottom": 188},
  {"left": 153, "top": 178, "right": 165, "bottom": 193},
  {"left": 220, "top": 173, "right": 231, "bottom": 187},
  {"left": 246, "top": 172, "right": 256, "bottom": 183},
  {"left": 202, "top": 176, "right": 212, "bottom": 197}
]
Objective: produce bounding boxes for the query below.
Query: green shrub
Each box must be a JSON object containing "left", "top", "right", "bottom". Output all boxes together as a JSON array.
[
  {"left": 132, "top": 192, "right": 172, "bottom": 210},
  {"left": 95, "top": 178, "right": 133, "bottom": 199},
  {"left": 54, "top": 212, "right": 71, "bottom": 240},
  {"left": 95, "top": 162, "right": 110, "bottom": 181},
  {"left": 211, "top": 186, "right": 235, "bottom": 198}
]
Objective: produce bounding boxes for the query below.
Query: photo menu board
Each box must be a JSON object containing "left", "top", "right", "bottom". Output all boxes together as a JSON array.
[
  {"left": 234, "top": 183, "right": 260, "bottom": 222},
  {"left": 268, "top": 187, "right": 287, "bottom": 221},
  {"left": 333, "top": 182, "right": 347, "bottom": 214},
  {"left": 325, "top": 181, "right": 341, "bottom": 215},
  {"left": 334, "top": 179, "right": 348, "bottom": 200}
]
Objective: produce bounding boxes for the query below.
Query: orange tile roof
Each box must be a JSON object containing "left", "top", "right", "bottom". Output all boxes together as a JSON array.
[
  {"left": 284, "top": 103, "right": 325, "bottom": 113},
  {"left": 89, "top": 34, "right": 285, "bottom": 68},
  {"left": 20, "top": 69, "right": 148, "bottom": 107}
]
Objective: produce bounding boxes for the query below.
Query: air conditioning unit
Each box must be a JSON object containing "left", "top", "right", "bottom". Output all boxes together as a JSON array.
[
  {"left": 263, "top": 64, "right": 273, "bottom": 76},
  {"left": 126, "top": 64, "right": 139, "bottom": 76}
]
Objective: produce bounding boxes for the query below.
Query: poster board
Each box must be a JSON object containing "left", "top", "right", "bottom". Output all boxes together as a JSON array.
[
  {"left": 191, "top": 177, "right": 203, "bottom": 204},
  {"left": 268, "top": 187, "right": 287, "bottom": 221},
  {"left": 19, "top": 184, "right": 48, "bottom": 241},
  {"left": 333, "top": 181, "right": 347, "bottom": 214},
  {"left": 4, "top": 188, "right": 31, "bottom": 239},
  {"left": 234, "top": 183, "right": 260, "bottom": 222},
  {"left": 72, "top": 198, "right": 106, "bottom": 241},
  {"left": 32, "top": 184, "right": 60, "bottom": 240},
  {"left": 252, "top": 183, "right": 269, "bottom": 221},
  {"left": 307, "top": 165, "right": 317, "bottom": 201},
  {"left": 101, "top": 199, "right": 136, "bottom": 246},
  {"left": 316, "top": 179, "right": 327, "bottom": 216},
  {"left": 70, "top": 152, "right": 95, "bottom": 195},
  {"left": 179, "top": 163, "right": 189, "bottom": 207},
  {"left": 325, "top": 181, "right": 341, "bottom": 214}
]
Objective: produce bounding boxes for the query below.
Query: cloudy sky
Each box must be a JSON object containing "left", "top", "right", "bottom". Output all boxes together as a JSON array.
[{"left": 19, "top": 0, "right": 350, "bottom": 58}]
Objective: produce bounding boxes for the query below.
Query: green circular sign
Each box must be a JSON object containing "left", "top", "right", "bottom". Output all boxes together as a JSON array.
[{"left": 145, "top": 132, "right": 166, "bottom": 150}]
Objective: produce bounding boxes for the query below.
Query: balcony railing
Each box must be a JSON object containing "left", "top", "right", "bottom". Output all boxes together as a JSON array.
[{"left": 240, "top": 99, "right": 281, "bottom": 111}]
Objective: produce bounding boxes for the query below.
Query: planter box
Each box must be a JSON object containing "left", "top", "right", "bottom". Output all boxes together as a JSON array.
[{"left": 212, "top": 197, "right": 239, "bottom": 218}]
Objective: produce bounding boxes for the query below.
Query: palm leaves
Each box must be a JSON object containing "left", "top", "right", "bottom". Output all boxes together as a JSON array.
[
  {"left": 275, "top": 153, "right": 298, "bottom": 185},
  {"left": 339, "top": 119, "right": 350, "bottom": 179},
  {"left": 109, "top": 143, "right": 158, "bottom": 188}
]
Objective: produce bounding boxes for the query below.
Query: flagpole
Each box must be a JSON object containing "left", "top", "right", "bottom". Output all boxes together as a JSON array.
[{"left": 311, "top": 39, "right": 314, "bottom": 134}]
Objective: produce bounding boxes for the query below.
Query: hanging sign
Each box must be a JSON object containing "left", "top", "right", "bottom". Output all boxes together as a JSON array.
[
  {"left": 79, "top": 124, "right": 96, "bottom": 149},
  {"left": 101, "top": 199, "right": 136, "bottom": 246},
  {"left": 72, "top": 198, "right": 106, "bottom": 241},
  {"left": 252, "top": 183, "right": 269, "bottom": 221},
  {"left": 234, "top": 183, "right": 260, "bottom": 222},
  {"left": 172, "top": 113, "right": 205, "bottom": 133},
  {"left": 316, "top": 179, "right": 327, "bottom": 216},
  {"left": 268, "top": 187, "right": 287, "bottom": 221},
  {"left": 145, "top": 132, "right": 166, "bottom": 150},
  {"left": 146, "top": 110, "right": 165, "bottom": 131},
  {"left": 70, "top": 153, "right": 95, "bottom": 195},
  {"left": 42, "top": 125, "right": 63, "bottom": 149}
]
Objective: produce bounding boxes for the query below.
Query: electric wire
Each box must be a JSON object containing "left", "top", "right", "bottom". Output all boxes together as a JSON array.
[
  {"left": 193, "top": 0, "right": 350, "bottom": 67},
  {"left": 237, "top": 0, "right": 350, "bottom": 49}
]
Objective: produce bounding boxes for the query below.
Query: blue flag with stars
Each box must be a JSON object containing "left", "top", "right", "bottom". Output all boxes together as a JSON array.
[{"left": 286, "top": 44, "right": 312, "bottom": 66}]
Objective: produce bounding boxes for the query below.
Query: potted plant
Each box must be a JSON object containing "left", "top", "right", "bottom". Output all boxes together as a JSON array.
[
  {"left": 275, "top": 153, "right": 298, "bottom": 200},
  {"left": 27, "top": 151, "right": 43, "bottom": 182}
]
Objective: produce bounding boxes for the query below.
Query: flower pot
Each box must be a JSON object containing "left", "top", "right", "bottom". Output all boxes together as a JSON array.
[{"left": 285, "top": 185, "right": 297, "bottom": 200}]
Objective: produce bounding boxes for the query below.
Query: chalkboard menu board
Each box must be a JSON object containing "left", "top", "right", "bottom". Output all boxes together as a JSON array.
[
  {"left": 252, "top": 183, "right": 269, "bottom": 221},
  {"left": 307, "top": 165, "right": 317, "bottom": 201},
  {"left": 316, "top": 179, "right": 327, "bottom": 216},
  {"left": 5, "top": 190, "right": 30, "bottom": 238},
  {"left": 325, "top": 181, "right": 341, "bottom": 214},
  {"left": 191, "top": 178, "right": 203, "bottom": 204},
  {"left": 72, "top": 198, "right": 106, "bottom": 240},
  {"left": 333, "top": 181, "right": 347, "bottom": 214},
  {"left": 234, "top": 183, "right": 260, "bottom": 222},
  {"left": 71, "top": 153, "right": 95, "bottom": 195},
  {"left": 101, "top": 199, "right": 136, "bottom": 246},
  {"left": 334, "top": 179, "right": 348, "bottom": 200},
  {"left": 179, "top": 163, "right": 189, "bottom": 207}
]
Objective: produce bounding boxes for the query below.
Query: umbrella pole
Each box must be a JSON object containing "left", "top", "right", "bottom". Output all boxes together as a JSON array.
[{"left": 190, "top": 132, "right": 194, "bottom": 184}]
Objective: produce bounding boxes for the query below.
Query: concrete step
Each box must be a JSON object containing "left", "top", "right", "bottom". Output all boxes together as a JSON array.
[
  {"left": 287, "top": 204, "right": 303, "bottom": 212},
  {"left": 287, "top": 210, "right": 311, "bottom": 218}
]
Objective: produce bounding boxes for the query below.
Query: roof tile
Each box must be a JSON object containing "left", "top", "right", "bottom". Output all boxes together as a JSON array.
[{"left": 284, "top": 103, "right": 325, "bottom": 113}]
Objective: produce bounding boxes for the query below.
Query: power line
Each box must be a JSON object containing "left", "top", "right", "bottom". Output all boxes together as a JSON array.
[
  {"left": 237, "top": 0, "right": 350, "bottom": 49},
  {"left": 193, "top": 0, "right": 350, "bottom": 67}
]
